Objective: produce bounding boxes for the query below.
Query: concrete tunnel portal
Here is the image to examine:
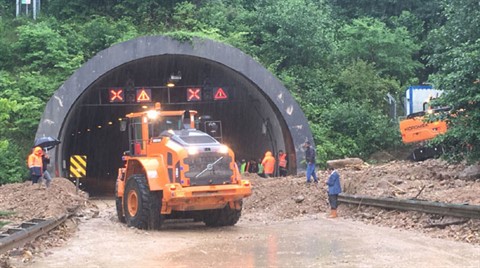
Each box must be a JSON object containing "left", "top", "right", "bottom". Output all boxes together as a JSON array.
[{"left": 36, "top": 36, "right": 314, "bottom": 195}]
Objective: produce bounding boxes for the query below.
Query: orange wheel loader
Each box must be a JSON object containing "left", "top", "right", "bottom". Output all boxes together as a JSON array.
[{"left": 115, "top": 103, "right": 251, "bottom": 229}]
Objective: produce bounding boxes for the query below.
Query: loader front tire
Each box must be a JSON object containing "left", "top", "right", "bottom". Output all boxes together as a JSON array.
[
  {"left": 123, "top": 175, "right": 162, "bottom": 230},
  {"left": 203, "top": 201, "right": 242, "bottom": 227},
  {"left": 115, "top": 180, "right": 125, "bottom": 223}
]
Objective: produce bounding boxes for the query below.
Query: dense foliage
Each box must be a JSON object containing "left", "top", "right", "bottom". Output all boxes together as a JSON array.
[{"left": 0, "top": 0, "right": 478, "bottom": 183}]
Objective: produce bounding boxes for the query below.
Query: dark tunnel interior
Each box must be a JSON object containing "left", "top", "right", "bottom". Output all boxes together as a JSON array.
[{"left": 59, "top": 55, "right": 295, "bottom": 195}]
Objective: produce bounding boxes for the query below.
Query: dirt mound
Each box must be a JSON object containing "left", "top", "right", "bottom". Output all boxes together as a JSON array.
[
  {"left": 0, "top": 178, "right": 88, "bottom": 223},
  {"left": 242, "top": 159, "right": 480, "bottom": 244},
  {"left": 0, "top": 178, "right": 95, "bottom": 266},
  {"left": 0, "top": 158, "right": 478, "bottom": 267},
  {"left": 340, "top": 159, "right": 479, "bottom": 204},
  {"left": 241, "top": 173, "right": 330, "bottom": 223}
]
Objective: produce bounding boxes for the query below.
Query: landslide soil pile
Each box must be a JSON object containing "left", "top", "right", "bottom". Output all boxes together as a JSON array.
[
  {"left": 0, "top": 178, "right": 96, "bottom": 266},
  {"left": 0, "top": 178, "right": 88, "bottom": 221},
  {"left": 0, "top": 159, "right": 478, "bottom": 267},
  {"left": 242, "top": 159, "right": 480, "bottom": 244}
]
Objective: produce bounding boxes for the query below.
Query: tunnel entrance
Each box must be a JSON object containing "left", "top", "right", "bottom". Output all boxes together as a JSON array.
[{"left": 36, "top": 36, "right": 313, "bottom": 195}]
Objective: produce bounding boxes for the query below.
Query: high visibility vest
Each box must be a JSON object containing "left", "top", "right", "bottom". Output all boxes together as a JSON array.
[
  {"left": 240, "top": 162, "right": 247, "bottom": 173},
  {"left": 278, "top": 154, "right": 287, "bottom": 168},
  {"left": 28, "top": 153, "right": 43, "bottom": 175},
  {"left": 257, "top": 163, "right": 264, "bottom": 174},
  {"left": 28, "top": 153, "right": 42, "bottom": 168}
]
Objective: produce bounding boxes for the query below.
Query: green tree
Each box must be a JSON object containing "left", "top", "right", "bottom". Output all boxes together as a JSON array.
[
  {"left": 248, "top": 0, "right": 335, "bottom": 71},
  {"left": 333, "top": 60, "right": 400, "bottom": 110},
  {"left": 0, "top": 18, "right": 13, "bottom": 70},
  {"left": 172, "top": 2, "right": 204, "bottom": 31},
  {"left": 79, "top": 16, "right": 138, "bottom": 59},
  {"left": 428, "top": 0, "right": 480, "bottom": 162},
  {"left": 320, "top": 102, "right": 401, "bottom": 158},
  {"left": 0, "top": 0, "right": 15, "bottom": 18},
  {"left": 12, "top": 20, "right": 74, "bottom": 70},
  {"left": 0, "top": 98, "right": 26, "bottom": 184},
  {"left": 329, "top": 0, "right": 443, "bottom": 30},
  {"left": 337, "top": 17, "right": 421, "bottom": 84},
  {"left": 196, "top": 0, "right": 253, "bottom": 48}
]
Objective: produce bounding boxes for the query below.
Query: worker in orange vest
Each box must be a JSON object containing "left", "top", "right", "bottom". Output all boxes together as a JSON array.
[
  {"left": 278, "top": 150, "right": 288, "bottom": 177},
  {"left": 27, "top": 147, "right": 43, "bottom": 185},
  {"left": 261, "top": 151, "right": 276, "bottom": 178}
]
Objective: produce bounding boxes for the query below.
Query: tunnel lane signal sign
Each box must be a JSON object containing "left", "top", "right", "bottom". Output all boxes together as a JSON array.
[
  {"left": 214, "top": 87, "right": 228, "bottom": 100},
  {"left": 187, "top": 87, "right": 202, "bottom": 101},
  {"left": 109, "top": 88, "right": 125, "bottom": 103},
  {"left": 70, "top": 155, "right": 87, "bottom": 178},
  {"left": 136, "top": 88, "right": 152, "bottom": 102}
]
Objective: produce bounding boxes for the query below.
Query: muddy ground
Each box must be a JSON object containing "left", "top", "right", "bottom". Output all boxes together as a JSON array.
[
  {"left": 242, "top": 159, "right": 480, "bottom": 244},
  {"left": 0, "top": 158, "right": 479, "bottom": 266},
  {"left": 11, "top": 200, "right": 480, "bottom": 268}
]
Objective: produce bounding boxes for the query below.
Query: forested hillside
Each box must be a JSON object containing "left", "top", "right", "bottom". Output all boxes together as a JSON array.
[{"left": 0, "top": 0, "right": 478, "bottom": 184}]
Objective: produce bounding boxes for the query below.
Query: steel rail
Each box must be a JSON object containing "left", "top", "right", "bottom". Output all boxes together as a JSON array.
[
  {"left": 338, "top": 194, "right": 480, "bottom": 219},
  {"left": 0, "top": 215, "right": 68, "bottom": 255}
]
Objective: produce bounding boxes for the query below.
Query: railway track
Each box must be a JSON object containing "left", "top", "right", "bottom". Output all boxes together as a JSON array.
[
  {"left": 0, "top": 215, "right": 68, "bottom": 255},
  {"left": 339, "top": 194, "right": 480, "bottom": 219}
]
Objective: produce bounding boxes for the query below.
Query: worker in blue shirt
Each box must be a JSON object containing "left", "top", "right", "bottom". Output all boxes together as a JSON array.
[{"left": 325, "top": 165, "right": 342, "bottom": 218}]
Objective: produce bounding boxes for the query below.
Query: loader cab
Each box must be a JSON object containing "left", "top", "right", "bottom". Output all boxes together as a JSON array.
[{"left": 124, "top": 105, "right": 198, "bottom": 156}]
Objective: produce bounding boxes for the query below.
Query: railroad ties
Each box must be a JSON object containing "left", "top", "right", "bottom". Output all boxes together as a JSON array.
[{"left": 0, "top": 216, "right": 67, "bottom": 255}]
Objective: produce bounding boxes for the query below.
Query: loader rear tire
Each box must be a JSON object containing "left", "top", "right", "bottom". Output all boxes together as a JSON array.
[
  {"left": 203, "top": 201, "right": 242, "bottom": 227},
  {"left": 123, "top": 175, "right": 162, "bottom": 230},
  {"left": 115, "top": 181, "right": 125, "bottom": 223}
]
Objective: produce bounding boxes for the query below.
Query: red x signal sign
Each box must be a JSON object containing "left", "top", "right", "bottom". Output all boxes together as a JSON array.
[
  {"left": 109, "top": 88, "right": 124, "bottom": 103},
  {"left": 136, "top": 88, "right": 152, "bottom": 103},
  {"left": 187, "top": 88, "right": 202, "bottom": 101},
  {"left": 214, "top": 87, "right": 228, "bottom": 100}
]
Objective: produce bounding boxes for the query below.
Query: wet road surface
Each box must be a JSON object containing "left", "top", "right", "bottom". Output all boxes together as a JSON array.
[{"left": 25, "top": 200, "right": 480, "bottom": 267}]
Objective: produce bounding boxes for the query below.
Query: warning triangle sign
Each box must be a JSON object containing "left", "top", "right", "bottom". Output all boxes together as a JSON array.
[
  {"left": 214, "top": 87, "right": 228, "bottom": 100},
  {"left": 136, "top": 88, "right": 152, "bottom": 102}
]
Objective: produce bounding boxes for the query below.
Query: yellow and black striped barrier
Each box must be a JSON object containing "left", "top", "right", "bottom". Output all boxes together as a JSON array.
[{"left": 69, "top": 155, "right": 87, "bottom": 178}]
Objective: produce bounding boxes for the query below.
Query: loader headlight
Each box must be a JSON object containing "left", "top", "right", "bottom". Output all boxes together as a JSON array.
[
  {"left": 147, "top": 110, "right": 160, "bottom": 119},
  {"left": 188, "top": 147, "right": 199, "bottom": 155},
  {"left": 219, "top": 145, "right": 229, "bottom": 154}
]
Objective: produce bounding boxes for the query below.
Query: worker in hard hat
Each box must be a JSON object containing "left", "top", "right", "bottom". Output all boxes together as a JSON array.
[
  {"left": 27, "top": 147, "right": 43, "bottom": 185},
  {"left": 261, "top": 151, "right": 276, "bottom": 178}
]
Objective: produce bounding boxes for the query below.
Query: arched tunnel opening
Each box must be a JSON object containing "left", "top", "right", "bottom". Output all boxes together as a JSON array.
[{"left": 38, "top": 36, "right": 313, "bottom": 196}]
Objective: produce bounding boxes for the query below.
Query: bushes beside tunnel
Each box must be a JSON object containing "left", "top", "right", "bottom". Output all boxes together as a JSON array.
[
  {"left": 284, "top": 63, "right": 404, "bottom": 166},
  {"left": 0, "top": 141, "right": 28, "bottom": 184},
  {"left": 308, "top": 102, "right": 402, "bottom": 167}
]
